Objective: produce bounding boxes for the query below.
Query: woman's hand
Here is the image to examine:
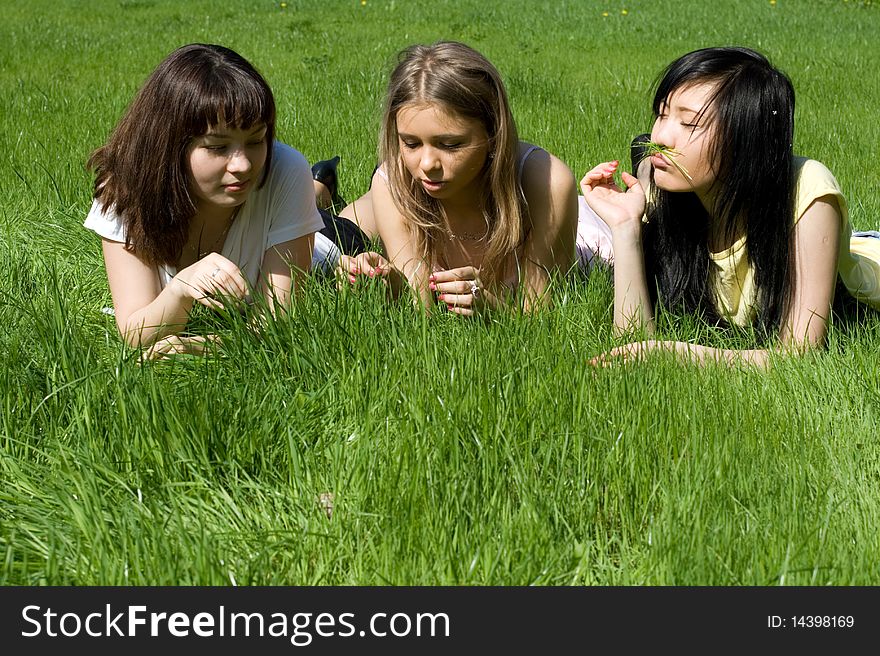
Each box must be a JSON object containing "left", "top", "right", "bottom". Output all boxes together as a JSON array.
[
  {"left": 141, "top": 334, "right": 218, "bottom": 361},
  {"left": 172, "top": 252, "right": 249, "bottom": 310},
  {"left": 580, "top": 161, "right": 646, "bottom": 232},
  {"left": 337, "top": 251, "right": 392, "bottom": 286},
  {"left": 430, "top": 266, "right": 486, "bottom": 316},
  {"left": 589, "top": 340, "right": 771, "bottom": 368},
  {"left": 588, "top": 340, "right": 661, "bottom": 367}
]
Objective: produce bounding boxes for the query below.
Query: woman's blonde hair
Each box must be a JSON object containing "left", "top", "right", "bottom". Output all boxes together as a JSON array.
[{"left": 379, "top": 41, "right": 523, "bottom": 285}]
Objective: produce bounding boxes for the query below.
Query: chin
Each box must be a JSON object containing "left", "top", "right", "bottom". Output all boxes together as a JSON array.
[
  {"left": 652, "top": 172, "right": 690, "bottom": 193},
  {"left": 219, "top": 195, "right": 250, "bottom": 206}
]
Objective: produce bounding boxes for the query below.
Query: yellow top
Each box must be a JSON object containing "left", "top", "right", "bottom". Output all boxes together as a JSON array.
[{"left": 705, "top": 157, "right": 878, "bottom": 325}]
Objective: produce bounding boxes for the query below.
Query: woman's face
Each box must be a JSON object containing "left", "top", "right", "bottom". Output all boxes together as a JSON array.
[
  {"left": 396, "top": 104, "right": 490, "bottom": 201},
  {"left": 649, "top": 81, "right": 719, "bottom": 199},
  {"left": 187, "top": 122, "right": 268, "bottom": 216}
]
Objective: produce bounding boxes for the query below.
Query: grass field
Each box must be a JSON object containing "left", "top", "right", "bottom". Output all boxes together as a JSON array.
[{"left": 2, "top": 0, "right": 880, "bottom": 585}]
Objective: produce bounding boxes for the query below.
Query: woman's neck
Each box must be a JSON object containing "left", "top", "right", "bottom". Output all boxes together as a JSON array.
[
  {"left": 695, "top": 186, "right": 744, "bottom": 252},
  {"left": 705, "top": 207, "right": 745, "bottom": 253},
  {"left": 178, "top": 204, "right": 238, "bottom": 268},
  {"left": 195, "top": 201, "right": 238, "bottom": 226},
  {"left": 439, "top": 182, "right": 487, "bottom": 236}
]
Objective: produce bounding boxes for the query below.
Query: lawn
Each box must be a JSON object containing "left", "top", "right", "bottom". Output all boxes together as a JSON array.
[{"left": 2, "top": 0, "right": 880, "bottom": 585}]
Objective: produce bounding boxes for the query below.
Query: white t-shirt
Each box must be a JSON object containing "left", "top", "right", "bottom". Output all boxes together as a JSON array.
[{"left": 84, "top": 141, "right": 324, "bottom": 288}]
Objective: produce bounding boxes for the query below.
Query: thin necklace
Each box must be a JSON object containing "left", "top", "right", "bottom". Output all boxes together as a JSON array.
[
  {"left": 196, "top": 207, "right": 239, "bottom": 258},
  {"left": 446, "top": 228, "right": 487, "bottom": 241},
  {"left": 446, "top": 217, "right": 489, "bottom": 241}
]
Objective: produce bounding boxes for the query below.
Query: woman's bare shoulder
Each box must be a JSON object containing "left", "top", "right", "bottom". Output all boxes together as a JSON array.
[{"left": 519, "top": 143, "right": 575, "bottom": 203}]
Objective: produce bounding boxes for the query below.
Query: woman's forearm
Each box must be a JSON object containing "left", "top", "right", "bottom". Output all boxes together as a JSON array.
[
  {"left": 118, "top": 282, "right": 195, "bottom": 348},
  {"left": 610, "top": 224, "right": 655, "bottom": 335}
]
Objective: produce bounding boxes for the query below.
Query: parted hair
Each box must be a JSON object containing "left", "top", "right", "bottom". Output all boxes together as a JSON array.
[
  {"left": 88, "top": 43, "right": 276, "bottom": 266},
  {"left": 379, "top": 41, "right": 523, "bottom": 286},
  {"left": 644, "top": 46, "right": 796, "bottom": 337}
]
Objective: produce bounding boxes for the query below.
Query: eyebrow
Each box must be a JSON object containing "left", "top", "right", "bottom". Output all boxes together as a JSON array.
[
  {"left": 675, "top": 105, "right": 701, "bottom": 115},
  {"left": 660, "top": 101, "right": 701, "bottom": 116}
]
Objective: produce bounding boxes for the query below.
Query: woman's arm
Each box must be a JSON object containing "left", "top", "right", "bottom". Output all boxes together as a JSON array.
[
  {"left": 589, "top": 196, "right": 842, "bottom": 369},
  {"left": 778, "top": 195, "right": 841, "bottom": 348},
  {"left": 429, "top": 149, "right": 578, "bottom": 316},
  {"left": 103, "top": 239, "right": 249, "bottom": 348},
  {"left": 257, "top": 233, "right": 315, "bottom": 310},
  {"left": 369, "top": 168, "right": 432, "bottom": 306},
  {"left": 517, "top": 148, "right": 578, "bottom": 310},
  {"left": 580, "top": 160, "right": 654, "bottom": 334}
]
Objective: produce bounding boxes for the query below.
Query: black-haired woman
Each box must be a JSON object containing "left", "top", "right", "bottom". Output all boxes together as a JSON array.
[{"left": 582, "top": 46, "right": 879, "bottom": 367}]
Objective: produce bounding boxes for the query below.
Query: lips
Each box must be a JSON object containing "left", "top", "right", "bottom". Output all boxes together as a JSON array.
[
  {"left": 650, "top": 153, "right": 670, "bottom": 169},
  {"left": 421, "top": 179, "right": 446, "bottom": 192},
  {"left": 223, "top": 179, "right": 251, "bottom": 193}
]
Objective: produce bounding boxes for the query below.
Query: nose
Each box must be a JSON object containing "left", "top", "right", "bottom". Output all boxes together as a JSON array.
[
  {"left": 227, "top": 147, "right": 253, "bottom": 175},
  {"left": 419, "top": 146, "right": 441, "bottom": 175},
  {"left": 651, "top": 117, "right": 673, "bottom": 148}
]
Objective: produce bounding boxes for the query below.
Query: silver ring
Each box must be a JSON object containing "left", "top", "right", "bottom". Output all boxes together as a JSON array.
[
  {"left": 470, "top": 280, "right": 480, "bottom": 298},
  {"left": 210, "top": 267, "right": 221, "bottom": 279}
]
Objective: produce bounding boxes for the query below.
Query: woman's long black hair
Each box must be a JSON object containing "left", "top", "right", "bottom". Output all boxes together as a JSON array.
[{"left": 643, "top": 46, "right": 795, "bottom": 337}]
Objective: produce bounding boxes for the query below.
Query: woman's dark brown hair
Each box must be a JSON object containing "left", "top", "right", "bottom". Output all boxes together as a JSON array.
[{"left": 88, "top": 43, "right": 276, "bottom": 266}]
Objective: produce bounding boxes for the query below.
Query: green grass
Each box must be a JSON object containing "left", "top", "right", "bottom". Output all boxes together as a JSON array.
[{"left": 2, "top": 0, "right": 880, "bottom": 585}]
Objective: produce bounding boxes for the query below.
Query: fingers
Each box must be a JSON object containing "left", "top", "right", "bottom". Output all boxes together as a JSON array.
[
  {"left": 358, "top": 252, "right": 391, "bottom": 276},
  {"left": 339, "top": 252, "right": 386, "bottom": 275},
  {"left": 429, "top": 266, "right": 478, "bottom": 283},
  {"left": 429, "top": 269, "right": 480, "bottom": 313},
  {"left": 143, "top": 336, "right": 181, "bottom": 361},
  {"left": 437, "top": 291, "right": 475, "bottom": 309},
  {"left": 336, "top": 254, "right": 361, "bottom": 286},
  {"left": 579, "top": 161, "right": 620, "bottom": 194},
  {"left": 143, "top": 336, "right": 191, "bottom": 360},
  {"left": 447, "top": 305, "right": 475, "bottom": 317},
  {"left": 587, "top": 351, "right": 617, "bottom": 368},
  {"left": 429, "top": 270, "right": 481, "bottom": 314},
  {"left": 619, "top": 170, "right": 642, "bottom": 191},
  {"left": 587, "top": 343, "right": 650, "bottom": 367},
  {"left": 201, "top": 254, "right": 248, "bottom": 296},
  {"left": 337, "top": 251, "right": 391, "bottom": 286},
  {"left": 203, "top": 264, "right": 247, "bottom": 301},
  {"left": 142, "top": 335, "right": 212, "bottom": 361},
  {"left": 178, "top": 253, "right": 249, "bottom": 305},
  {"left": 337, "top": 254, "right": 358, "bottom": 275},
  {"left": 430, "top": 278, "right": 474, "bottom": 295}
]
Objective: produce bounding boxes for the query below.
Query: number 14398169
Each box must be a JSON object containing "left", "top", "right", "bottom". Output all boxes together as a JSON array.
[{"left": 767, "top": 615, "right": 855, "bottom": 629}]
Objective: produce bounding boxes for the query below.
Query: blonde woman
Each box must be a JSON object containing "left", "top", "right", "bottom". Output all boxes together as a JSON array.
[{"left": 336, "top": 41, "right": 610, "bottom": 315}]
